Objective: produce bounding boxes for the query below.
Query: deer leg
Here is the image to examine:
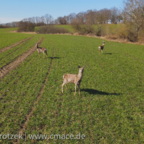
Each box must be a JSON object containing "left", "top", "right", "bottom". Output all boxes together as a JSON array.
[
  {"left": 45, "top": 51, "right": 48, "bottom": 56},
  {"left": 78, "top": 84, "right": 81, "bottom": 96},
  {"left": 61, "top": 83, "right": 65, "bottom": 93},
  {"left": 74, "top": 84, "right": 77, "bottom": 95}
]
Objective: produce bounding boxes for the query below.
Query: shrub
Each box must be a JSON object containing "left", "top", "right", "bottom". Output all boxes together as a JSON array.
[
  {"left": 72, "top": 24, "right": 95, "bottom": 35},
  {"left": 122, "top": 24, "right": 139, "bottom": 42},
  {"left": 95, "top": 26, "right": 103, "bottom": 36},
  {"left": 127, "top": 30, "right": 138, "bottom": 42},
  {"left": 36, "top": 25, "right": 69, "bottom": 34},
  {"left": 117, "top": 25, "right": 128, "bottom": 39},
  {"left": 17, "top": 22, "right": 35, "bottom": 32}
]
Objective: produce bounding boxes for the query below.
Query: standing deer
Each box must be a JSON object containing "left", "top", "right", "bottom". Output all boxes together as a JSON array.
[
  {"left": 36, "top": 43, "right": 47, "bottom": 55},
  {"left": 62, "top": 66, "right": 84, "bottom": 95},
  {"left": 98, "top": 41, "right": 105, "bottom": 53}
]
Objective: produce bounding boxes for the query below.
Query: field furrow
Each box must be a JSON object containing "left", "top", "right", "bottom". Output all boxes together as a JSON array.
[
  {"left": 0, "top": 41, "right": 51, "bottom": 144},
  {"left": 0, "top": 37, "right": 40, "bottom": 68},
  {"left": 0, "top": 29, "right": 32, "bottom": 50},
  {"left": 0, "top": 38, "right": 43, "bottom": 78},
  {"left": 0, "top": 37, "right": 33, "bottom": 53},
  {"left": 16, "top": 46, "right": 55, "bottom": 144}
]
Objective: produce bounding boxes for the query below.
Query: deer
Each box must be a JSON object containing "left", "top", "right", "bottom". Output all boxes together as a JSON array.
[
  {"left": 36, "top": 43, "right": 47, "bottom": 55},
  {"left": 62, "top": 66, "right": 84, "bottom": 95},
  {"left": 98, "top": 41, "right": 105, "bottom": 53}
]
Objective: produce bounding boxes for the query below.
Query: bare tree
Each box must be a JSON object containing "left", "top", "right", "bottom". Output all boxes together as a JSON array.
[
  {"left": 123, "top": 0, "right": 144, "bottom": 41},
  {"left": 75, "top": 12, "right": 86, "bottom": 24},
  {"left": 110, "top": 7, "right": 122, "bottom": 24},
  {"left": 67, "top": 13, "right": 76, "bottom": 24},
  {"left": 44, "top": 14, "right": 53, "bottom": 24},
  {"left": 86, "top": 10, "right": 97, "bottom": 25},
  {"left": 21, "top": 14, "right": 53, "bottom": 25},
  {"left": 18, "top": 21, "right": 35, "bottom": 32},
  {"left": 57, "top": 17, "right": 67, "bottom": 24}
]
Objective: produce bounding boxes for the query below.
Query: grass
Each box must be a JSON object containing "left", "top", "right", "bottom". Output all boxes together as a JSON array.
[
  {"left": 0, "top": 36, "right": 40, "bottom": 68},
  {"left": 54, "top": 24, "right": 126, "bottom": 34},
  {"left": 0, "top": 44, "right": 51, "bottom": 134},
  {"left": 0, "top": 28, "right": 31, "bottom": 50},
  {"left": 0, "top": 30, "right": 144, "bottom": 144},
  {"left": 55, "top": 25, "right": 75, "bottom": 33}
]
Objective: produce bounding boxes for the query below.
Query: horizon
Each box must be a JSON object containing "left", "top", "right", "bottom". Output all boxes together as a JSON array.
[{"left": 0, "top": 0, "right": 124, "bottom": 24}]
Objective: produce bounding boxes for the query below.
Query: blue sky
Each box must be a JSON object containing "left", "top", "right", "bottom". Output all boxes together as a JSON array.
[{"left": 0, "top": 0, "right": 124, "bottom": 23}]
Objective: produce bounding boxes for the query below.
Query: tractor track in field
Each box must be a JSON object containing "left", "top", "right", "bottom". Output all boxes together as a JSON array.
[
  {"left": 0, "top": 37, "right": 33, "bottom": 63},
  {"left": 0, "top": 38, "right": 43, "bottom": 79},
  {"left": 0, "top": 37, "right": 33, "bottom": 53},
  {"left": 14, "top": 49, "right": 55, "bottom": 144}
]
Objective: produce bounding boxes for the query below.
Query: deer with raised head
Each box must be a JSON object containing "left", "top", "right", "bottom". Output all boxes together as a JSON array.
[
  {"left": 36, "top": 43, "right": 47, "bottom": 55},
  {"left": 98, "top": 41, "right": 105, "bottom": 53},
  {"left": 62, "top": 66, "right": 84, "bottom": 95}
]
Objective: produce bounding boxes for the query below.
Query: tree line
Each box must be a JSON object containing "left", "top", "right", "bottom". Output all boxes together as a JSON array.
[
  {"left": 17, "top": 8, "right": 122, "bottom": 34},
  {"left": 1, "top": 0, "right": 144, "bottom": 42},
  {"left": 20, "top": 8, "right": 122, "bottom": 25}
]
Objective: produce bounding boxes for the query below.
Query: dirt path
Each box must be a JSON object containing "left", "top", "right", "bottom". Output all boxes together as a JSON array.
[
  {"left": 0, "top": 39, "right": 43, "bottom": 79},
  {"left": 0, "top": 37, "right": 33, "bottom": 63},
  {"left": 14, "top": 49, "right": 55, "bottom": 144},
  {"left": 0, "top": 37, "right": 33, "bottom": 53}
]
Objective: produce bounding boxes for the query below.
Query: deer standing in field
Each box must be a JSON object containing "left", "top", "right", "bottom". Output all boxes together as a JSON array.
[
  {"left": 62, "top": 66, "right": 84, "bottom": 95},
  {"left": 98, "top": 41, "right": 105, "bottom": 53},
  {"left": 36, "top": 43, "right": 48, "bottom": 55}
]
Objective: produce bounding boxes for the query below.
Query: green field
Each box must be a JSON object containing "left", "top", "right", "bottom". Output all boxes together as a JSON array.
[
  {"left": 0, "top": 29, "right": 144, "bottom": 144},
  {"left": 0, "top": 28, "right": 32, "bottom": 50}
]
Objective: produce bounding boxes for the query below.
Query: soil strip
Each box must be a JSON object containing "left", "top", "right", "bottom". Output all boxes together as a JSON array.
[
  {"left": 14, "top": 49, "right": 54, "bottom": 144},
  {"left": 0, "top": 39, "right": 43, "bottom": 79},
  {"left": 0, "top": 37, "right": 33, "bottom": 53}
]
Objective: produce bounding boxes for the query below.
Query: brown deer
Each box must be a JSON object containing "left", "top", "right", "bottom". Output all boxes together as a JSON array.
[
  {"left": 62, "top": 66, "right": 84, "bottom": 95},
  {"left": 36, "top": 43, "right": 47, "bottom": 55},
  {"left": 98, "top": 41, "right": 105, "bottom": 53}
]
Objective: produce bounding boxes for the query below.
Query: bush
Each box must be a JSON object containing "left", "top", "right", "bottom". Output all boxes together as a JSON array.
[
  {"left": 17, "top": 22, "right": 35, "bottom": 32},
  {"left": 127, "top": 30, "right": 138, "bottom": 42},
  {"left": 95, "top": 26, "right": 103, "bottom": 36},
  {"left": 72, "top": 24, "right": 95, "bottom": 35},
  {"left": 117, "top": 26, "right": 128, "bottom": 39},
  {"left": 121, "top": 24, "right": 139, "bottom": 42},
  {"left": 36, "top": 25, "right": 69, "bottom": 34}
]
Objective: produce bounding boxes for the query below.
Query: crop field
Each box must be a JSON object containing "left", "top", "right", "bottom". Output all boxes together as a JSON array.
[
  {"left": 0, "top": 28, "right": 32, "bottom": 50},
  {"left": 0, "top": 29, "right": 144, "bottom": 144}
]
